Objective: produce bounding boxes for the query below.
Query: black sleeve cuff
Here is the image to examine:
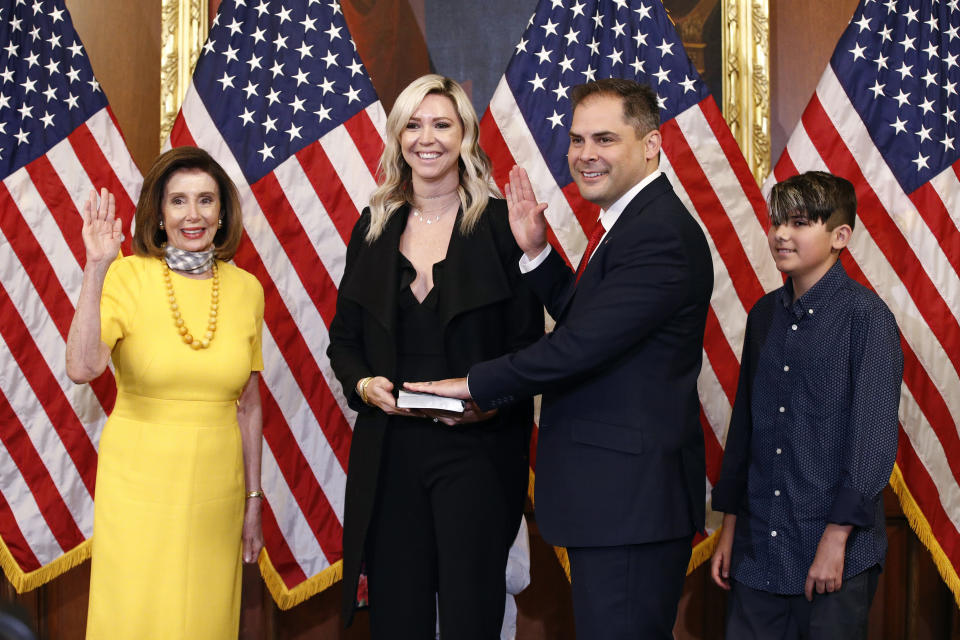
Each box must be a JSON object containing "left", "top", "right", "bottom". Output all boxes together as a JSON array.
[{"left": 828, "top": 486, "right": 876, "bottom": 527}]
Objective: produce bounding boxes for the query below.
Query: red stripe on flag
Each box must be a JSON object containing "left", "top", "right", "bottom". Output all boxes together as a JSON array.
[
  {"left": 233, "top": 236, "right": 353, "bottom": 471},
  {"left": 0, "top": 284, "right": 97, "bottom": 494},
  {"left": 66, "top": 125, "right": 135, "bottom": 257},
  {"left": 0, "top": 182, "right": 75, "bottom": 336},
  {"left": 906, "top": 182, "right": 960, "bottom": 278},
  {"left": 0, "top": 184, "right": 116, "bottom": 415},
  {"left": 249, "top": 175, "right": 339, "bottom": 327},
  {"left": 259, "top": 384, "right": 342, "bottom": 563},
  {"left": 0, "top": 488, "right": 41, "bottom": 573},
  {"left": 294, "top": 142, "right": 361, "bottom": 246},
  {"left": 703, "top": 307, "right": 742, "bottom": 405},
  {"left": 838, "top": 253, "right": 960, "bottom": 487},
  {"left": 260, "top": 497, "right": 309, "bottom": 588},
  {"left": 662, "top": 120, "right": 767, "bottom": 311},
  {"left": 560, "top": 182, "right": 601, "bottom": 235},
  {"left": 698, "top": 99, "right": 770, "bottom": 230},
  {"left": 480, "top": 111, "right": 518, "bottom": 190},
  {"left": 169, "top": 113, "right": 196, "bottom": 148},
  {"left": 342, "top": 110, "right": 385, "bottom": 179},
  {"left": 0, "top": 388, "right": 85, "bottom": 551},
  {"left": 23, "top": 155, "right": 85, "bottom": 266},
  {"left": 773, "top": 151, "right": 800, "bottom": 183},
  {"left": 802, "top": 96, "right": 960, "bottom": 375}
]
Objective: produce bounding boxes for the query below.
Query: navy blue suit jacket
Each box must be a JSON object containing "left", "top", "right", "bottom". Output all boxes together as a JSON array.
[{"left": 469, "top": 174, "right": 714, "bottom": 547}]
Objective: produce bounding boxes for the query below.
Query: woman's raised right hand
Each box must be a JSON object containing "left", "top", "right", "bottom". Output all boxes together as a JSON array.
[{"left": 81, "top": 188, "right": 121, "bottom": 268}]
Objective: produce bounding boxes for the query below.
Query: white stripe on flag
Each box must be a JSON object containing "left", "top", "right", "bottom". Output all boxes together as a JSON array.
[
  {"left": 84, "top": 109, "right": 143, "bottom": 206},
  {"left": 3, "top": 169, "right": 82, "bottom": 302},
  {"left": 260, "top": 443, "right": 332, "bottom": 578},
  {"left": 273, "top": 156, "right": 349, "bottom": 286},
  {"left": 260, "top": 326, "right": 349, "bottom": 521},
  {"left": 673, "top": 105, "right": 782, "bottom": 293},
  {"left": 0, "top": 439, "right": 57, "bottom": 564},
  {"left": 318, "top": 125, "right": 380, "bottom": 216},
  {"left": 898, "top": 384, "right": 960, "bottom": 534},
  {"left": 0, "top": 326, "right": 93, "bottom": 538}
]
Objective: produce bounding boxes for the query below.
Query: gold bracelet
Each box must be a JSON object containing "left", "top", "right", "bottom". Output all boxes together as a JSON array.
[
  {"left": 246, "top": 490, "right": 264, "bottom": 499},
  {"left": 358, "top": 376, "right": 374, "bottom": 405}
]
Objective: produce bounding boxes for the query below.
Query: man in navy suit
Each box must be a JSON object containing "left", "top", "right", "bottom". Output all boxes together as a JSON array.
[{"left": 408, "top": 79, "right": 713, "bottom": 638}]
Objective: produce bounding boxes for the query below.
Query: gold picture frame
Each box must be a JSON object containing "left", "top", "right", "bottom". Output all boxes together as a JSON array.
[
  {"left": 160, "top": 0, "right": 770, "bottom": 181},
  {"left": 160, "top": 0, "right": 208, "bottom": 146},
  {"left": 722, "top": 0, "right": 770, "bottom": 183}
]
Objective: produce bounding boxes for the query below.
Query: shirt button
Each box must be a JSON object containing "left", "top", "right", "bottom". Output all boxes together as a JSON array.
[
  {"left": 779, "top": 406, "right": 785, "bottom": 413},
  {"left": 771, "top": 530, "right": 777, "bottom": 537},
  {"left": 808, "top": 309, "right": 814, "bottom": 315},
  {"left": 774, "top": 490, "right": 781, "bottom": 496},
  {"left": 783, "top": 365, "right": 790, "bottom": 372},
  {"left": 776, "top": 448, "right": 782, "bottom": 454},
  {"left": 791, "top": 324, "right": 798, "bottom": 331}
]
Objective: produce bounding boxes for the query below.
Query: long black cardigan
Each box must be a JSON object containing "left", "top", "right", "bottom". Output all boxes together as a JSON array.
[{"left": 326, "top": 198, "right": 543, "bottom": 625}]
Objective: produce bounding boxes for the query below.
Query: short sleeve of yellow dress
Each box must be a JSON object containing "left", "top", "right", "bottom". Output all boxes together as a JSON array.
[{"left": 86, "top": 255, "right": 265, "bottom": 640}]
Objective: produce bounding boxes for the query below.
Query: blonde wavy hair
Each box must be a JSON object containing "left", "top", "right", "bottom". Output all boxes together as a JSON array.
[{"left": 366, "top": 74, "right": 499, "bottom": 242}]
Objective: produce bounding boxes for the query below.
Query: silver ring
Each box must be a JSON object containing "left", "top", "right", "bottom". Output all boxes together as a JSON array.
[{"left": 432, "top": 417, "right": 439, "bottom": 423}]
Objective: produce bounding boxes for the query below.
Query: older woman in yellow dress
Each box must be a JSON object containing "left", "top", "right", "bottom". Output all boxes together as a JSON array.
[{"left": 65, "top": 146, "right": 265, "bottom": 640}]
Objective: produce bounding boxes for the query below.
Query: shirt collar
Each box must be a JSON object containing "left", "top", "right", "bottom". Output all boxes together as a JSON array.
[
  {"left": 596, "top": 169, "right": 662, "bottom": 232},
  {"left": 779, "top": 258, "right": 849, "bottom": 317}
]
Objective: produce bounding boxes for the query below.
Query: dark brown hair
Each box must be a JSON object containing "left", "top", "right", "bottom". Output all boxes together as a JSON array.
[
  {"left": 570, "top": 79, "right": 660, "bottom": 137},
  {"left": 768, "top": 171, "right": 857, "bottom": 230},
  {"left": 132, "top": 146, "right": 244, "bottom": 260}
]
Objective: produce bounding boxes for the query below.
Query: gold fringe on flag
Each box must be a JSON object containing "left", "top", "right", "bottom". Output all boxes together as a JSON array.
[
  {"left": 0, "top": 536, "right": 91, "bottom": 593},
  {"left": 889, "top": 463, "right": 960, "bottom": 608},
  {"left": 258, "top": 551, "right": 342, "bottom": 611}
]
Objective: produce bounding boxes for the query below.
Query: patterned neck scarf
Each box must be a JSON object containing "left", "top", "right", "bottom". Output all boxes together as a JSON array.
[{"left": 163, "top": 244, "right": 214, "bottom": 274}]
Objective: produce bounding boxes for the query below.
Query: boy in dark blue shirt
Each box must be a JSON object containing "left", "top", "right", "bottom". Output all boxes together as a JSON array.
[{"left": 710, "top": 172, "right": 903, "bottom": 639}]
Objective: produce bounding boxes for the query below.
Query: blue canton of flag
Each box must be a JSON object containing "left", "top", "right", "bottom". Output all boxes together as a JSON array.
[
  {"left": 0, "top": 0, "right": 107, "bottom": 178},
  {"left": 192, "top": 0, "right": 378, "bottom": 183},
  {"left": 504, "top": 0, "right": 710, "bottom": 186},
  {"left": 833, "top": 0, "right": 960, "bottom": 192}
]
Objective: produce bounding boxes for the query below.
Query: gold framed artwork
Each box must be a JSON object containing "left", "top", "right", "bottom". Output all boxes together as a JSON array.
[
  {"left": 160, "top": 0, "right": 208, "bottom": 145},
  {"left": 721, "top": 0, "right": 770, "bottom": 183},
  {"left": 159, "top": 0, "right": 769, "bottom": 181}
]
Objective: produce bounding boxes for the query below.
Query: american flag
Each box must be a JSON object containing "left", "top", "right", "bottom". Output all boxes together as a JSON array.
[
  {"left": 477, "top": 0, "right": 779, "bottom": 564},
  {"left": 0, "top": 0, "right": 141, "bottom": 590},
  {"left": 770, "top": 0, "right": 960, "bottom": 603},
  {"left": 166, "top": 0, "right": 386, "bottom": 607}
]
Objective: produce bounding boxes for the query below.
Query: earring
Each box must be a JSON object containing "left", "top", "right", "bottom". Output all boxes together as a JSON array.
[
  {"left": 218, "top": 217, "right": 223, "bottom": 229},
  {"left": 159, "top": 219, "right": 164, "bottom": 230}
]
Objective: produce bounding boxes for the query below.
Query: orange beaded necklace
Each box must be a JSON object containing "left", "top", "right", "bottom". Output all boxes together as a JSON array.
[{"left": 161, "top": 259, "right": 219, "bottom": 350}]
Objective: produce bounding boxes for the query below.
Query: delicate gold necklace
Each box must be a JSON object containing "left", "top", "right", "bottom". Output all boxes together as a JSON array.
[{"left": 162, "top": 259, "right": 219, "bottom": 350}]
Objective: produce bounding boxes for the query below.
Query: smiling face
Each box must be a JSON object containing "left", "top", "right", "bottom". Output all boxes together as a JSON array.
[
  {"left": 768, "top": 211, "right": 850, "bottom": 298},
  {"left": 567, "top": 94, "right": 660, "bottom": 211},
  {"left": 161, "top": 168, "right": 221, "bottom": 252},
  {"left": 400, "top": 93, "right": 464, "bottom": 191}
]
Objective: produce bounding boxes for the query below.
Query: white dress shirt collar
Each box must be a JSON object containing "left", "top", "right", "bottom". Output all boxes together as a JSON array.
[{"left": 596, "top": 168, "right": 662, "bottom": 233}]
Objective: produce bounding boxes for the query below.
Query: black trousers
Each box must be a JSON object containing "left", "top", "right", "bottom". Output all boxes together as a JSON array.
[
  {"left": 725, "top": 565, "right": 881, "bottom": 640},
  {"left": 566, "top": 534, "right": 693, "bottom": 640},
  {"left": 365, "top": 417, "right": 528, "bottom": 640}
]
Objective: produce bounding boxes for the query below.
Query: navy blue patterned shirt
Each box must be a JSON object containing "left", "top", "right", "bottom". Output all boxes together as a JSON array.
[{"left": 712, "top": 260, "right": 903, "bottom": 595}]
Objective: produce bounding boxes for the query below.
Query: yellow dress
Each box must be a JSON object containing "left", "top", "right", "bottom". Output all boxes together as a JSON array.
[{"left": 85, "top": 255, "right": 264, "bottom": 640}]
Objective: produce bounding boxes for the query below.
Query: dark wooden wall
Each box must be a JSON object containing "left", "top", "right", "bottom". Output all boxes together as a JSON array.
[{"left": 3, "top": 0, "right": 959, "bottom": 637}]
